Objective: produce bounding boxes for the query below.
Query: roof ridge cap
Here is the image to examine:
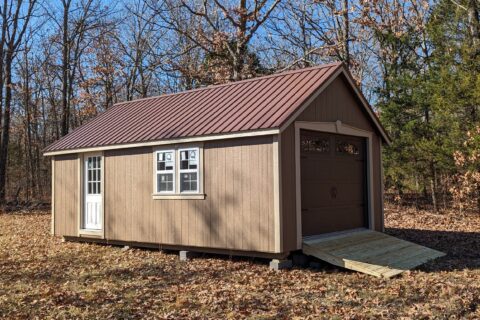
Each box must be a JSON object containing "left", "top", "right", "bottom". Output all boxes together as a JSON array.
[{"left": 114, "top": 62, "right": 343, "bottom": 107}]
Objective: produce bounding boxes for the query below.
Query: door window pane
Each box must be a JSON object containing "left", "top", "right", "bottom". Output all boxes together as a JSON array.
[{"left": 86, "top": 156, "right": 101, "bottom": 195}]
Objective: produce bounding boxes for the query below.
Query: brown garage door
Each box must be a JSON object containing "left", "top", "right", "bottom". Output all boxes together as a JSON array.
[{"left": 300, "top": 130, "right": 367, "bottom": 236}]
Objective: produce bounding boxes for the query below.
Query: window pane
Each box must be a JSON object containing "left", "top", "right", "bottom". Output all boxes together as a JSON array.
[
  {"left": 157, "top": 173, "right": 173, "bottom": 192},
  {"left": 88, "top": 182, "right": 92, "bottom": 194},
  {"left": 180, "top": 160, "right": 188, "bottom": 170},
  {"left": 88, "top": 170, "right": 92, "bottom": 182},
  {"left": 336, "top": 141, "right": 359, "bottom": 155},
  {"left": 180, "top": 172, "right": 197, "bottom": 192},
  {"left": 97, "top": 182, "right": 101, "bottom": 194},
  {"left": 158, "top": 162, "right": 165, "bottom": 171},
  {"left": 181, "top": 151, "right": 187, "bottom": 160},
  {"left": 97, "top": 169, "right": 101, "bottom": 182},
  {"left": 157, "top": 151, "right": 174, "bottom": 172}
]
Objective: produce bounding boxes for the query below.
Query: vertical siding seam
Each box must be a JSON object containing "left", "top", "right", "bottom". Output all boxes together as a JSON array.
[
  {"left": 379, "top": 138, "right": 385, "bottom": 232},
  {"left": 273, "top": 135, "right": 283, "bottom": 253},
  {"left": 77, "top": 155, "right": 82, "bottom": 236},
  {"left": 51, "top": 158, "right": 55, "bottom": 235}
]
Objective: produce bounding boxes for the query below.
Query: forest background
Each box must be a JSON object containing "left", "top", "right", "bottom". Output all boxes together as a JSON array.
[{"left": 0, "top": 0, "right": 478, "bottom": 213}]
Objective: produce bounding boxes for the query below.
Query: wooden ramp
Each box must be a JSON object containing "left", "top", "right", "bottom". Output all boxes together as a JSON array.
[{"left": 302, "top": 229, "right": 445, "bottom": 278}]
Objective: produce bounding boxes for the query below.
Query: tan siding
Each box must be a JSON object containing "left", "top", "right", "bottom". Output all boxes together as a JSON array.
[
  {"left": 280, "top": 125, "right": 297, "bottom": 251},
  {"left": 296, "top": 76, "right": 374, "bottom": 131},
  {"left": 281, "top": 75, "right": 384, "bottom": 252},
  {"left": 98, "top": 136, "right": 275, "bottom": 253},
  {"left": 53, "top": 154, "right": 79, "bottom": 237}
]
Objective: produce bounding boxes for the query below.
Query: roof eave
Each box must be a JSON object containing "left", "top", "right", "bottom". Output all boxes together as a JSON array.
[{"left": 43, "top": 128, "right": 281, "bottom": 156}]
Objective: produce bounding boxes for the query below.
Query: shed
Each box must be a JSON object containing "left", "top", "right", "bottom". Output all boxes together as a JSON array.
[{"left": 45, "top": 63, "right": 397, "bottom": 267}]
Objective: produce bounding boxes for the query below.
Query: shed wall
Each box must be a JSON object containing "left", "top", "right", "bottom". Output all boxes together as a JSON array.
[
  {"left": 53, "top": 154, "right": 79, "bottom": 237},
  {"left": 281, "top": 75, "right": 384, "bottom": 252},
  {"left": 53, "top": 136, "right": 276, "bottom": 253},
  {"left": 104, "top": 136, "right": 275, "bottom": 252}
]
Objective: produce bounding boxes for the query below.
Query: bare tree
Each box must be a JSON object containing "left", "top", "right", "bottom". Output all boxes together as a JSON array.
[
  {"left": 44, "top": 0, "right": 113, "bottom": 136},
  {"left": 265, "top": 0, "right": 371, "bottom": 83},
  {"left": 148, "top": 0, "right": 280, "bottom": 83},
  {"left": 0, "top": 0, "right": 37, "bottom": 204}
]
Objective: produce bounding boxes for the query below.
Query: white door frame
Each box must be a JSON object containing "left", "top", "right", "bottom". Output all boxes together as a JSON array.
[
  {"left": 79, "top": 152, "right": 104, "bottom": 237},
  {"left": 295, "top": 120, "right": 375, "bottom": 248}
]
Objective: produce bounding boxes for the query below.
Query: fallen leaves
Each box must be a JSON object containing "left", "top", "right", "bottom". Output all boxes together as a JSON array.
[{"left": 0, "top": 206, "right": 479, "bottom": 319}]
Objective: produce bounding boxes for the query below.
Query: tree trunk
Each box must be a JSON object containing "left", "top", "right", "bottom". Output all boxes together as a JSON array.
[
  {"left": 342, "top": 0, "right": 350, "bottom": 67},
  {"left": 468, "top": 0, "right": 480, "bottom": 53},
  {"left": 477, "top": 184, "right": 480, "bottom": 214},
  {"left": 430, "top": 163, "right": 438, "bottom": 212},
  {"left": 232, "top": 0, "right": 247, "bottom": 81},
  {"left": 61, "top": 1, "right": 70, "bottom": 136},
  {"left": 0, "top": 52, "right": 13, "bottom": 203}
]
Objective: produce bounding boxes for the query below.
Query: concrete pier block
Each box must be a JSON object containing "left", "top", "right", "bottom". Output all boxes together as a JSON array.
[
  {"left": 179, "top": 250, "right": 199, "bottom": 261},
  {"left": 269, "top": 259, "right": 293, "bottom": 271}
]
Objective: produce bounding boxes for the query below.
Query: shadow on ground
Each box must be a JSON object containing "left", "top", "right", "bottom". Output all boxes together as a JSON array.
[{"left": 386, "top": 228, "right": 480, "bottom": 272}]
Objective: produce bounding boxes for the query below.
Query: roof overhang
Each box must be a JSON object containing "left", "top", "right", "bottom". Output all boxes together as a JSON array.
[
  {"left": 43, "top": 128, "right": 280, "bottom": 156},
  {"left": 279, "top": 66, "right": 392, "bottom": 145}
]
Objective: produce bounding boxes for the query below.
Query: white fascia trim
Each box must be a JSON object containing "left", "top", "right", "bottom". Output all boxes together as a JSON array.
[{"left": 44, "top": 129, "right": 280, "bottom": 156}]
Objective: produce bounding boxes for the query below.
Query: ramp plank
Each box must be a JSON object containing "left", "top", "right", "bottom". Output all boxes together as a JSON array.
[{"left": 302, "top": 230, "right": 445, "bottom": 278}]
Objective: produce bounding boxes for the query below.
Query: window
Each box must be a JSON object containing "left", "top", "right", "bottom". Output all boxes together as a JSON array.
[
  {"left": 179, "top": 148, "right": 199, "bottom": 193},
  {"left": 87, "top": 156, "right": 101, "bottom": 194},
  {"left": 301, "top": 135, "right": 330, "bottom": 153},
  {"left": 336, "top": 141, "right": 360, "bottom": 155},
  {"left": 153, "top": 146, "right": 203, "bottom": 198},
  {"left": 156, "top": 150, "right": 175, "bottom": 193}
]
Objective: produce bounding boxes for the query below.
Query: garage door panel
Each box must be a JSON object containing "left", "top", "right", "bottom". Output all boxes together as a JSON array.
[
  {"left": 301, "top": 182, "right": 364, "bottom": 207},
  {"left": 300, "top": 130, "right": 367, "bottom": 236},
  {"left": 302, "top": 206, "right": 366, "bottom": 235},
  {"left": 302, "top": 160, "right": 364, "bottom": 182}
]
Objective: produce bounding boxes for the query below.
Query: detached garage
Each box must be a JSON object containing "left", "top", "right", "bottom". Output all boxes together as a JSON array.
[{"left": 46, "top": 62, "right": 426, "bottom": 274}]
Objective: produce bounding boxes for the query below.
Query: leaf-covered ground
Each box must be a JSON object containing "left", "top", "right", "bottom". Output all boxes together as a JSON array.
[{"left": 0, "top": 206, "right": 479, "bottom": 319}]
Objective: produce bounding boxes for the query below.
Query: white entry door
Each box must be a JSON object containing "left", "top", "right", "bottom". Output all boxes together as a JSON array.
[{"left": 84, "top": 155, "right": 102, "bottom": 230}]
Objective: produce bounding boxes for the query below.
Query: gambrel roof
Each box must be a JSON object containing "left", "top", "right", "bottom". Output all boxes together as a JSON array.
[{"left": 44, "top": 62, "right": 389, "bottom": 155}]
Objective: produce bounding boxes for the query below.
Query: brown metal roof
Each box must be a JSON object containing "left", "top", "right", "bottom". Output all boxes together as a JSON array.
[{"left": 44, "top": 62, "right": 374, "bottom": 153}]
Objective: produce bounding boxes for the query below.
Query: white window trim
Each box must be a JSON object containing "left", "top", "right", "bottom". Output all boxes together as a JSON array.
[
  {"left": 154, "top": 149, "right": 176, "bottom": 194},
  {"left": 152, "top": 144, "right": 205, "bottom": 199},
  {"left": 178, "top": 147, "right": 200, "bottom": 194}
]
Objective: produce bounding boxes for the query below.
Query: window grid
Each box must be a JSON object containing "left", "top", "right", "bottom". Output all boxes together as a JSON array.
[
  {"left": 178, "top": 148, "right": 199, "bottom": 193},
  {"left": 156, "top": 150, "right": 175, "bottom": 193},
  {"left": 87, "top": 156, "right": 101, "bottom": 195}
]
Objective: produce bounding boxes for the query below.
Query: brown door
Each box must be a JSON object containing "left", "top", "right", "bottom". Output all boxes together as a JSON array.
[{"left": 300, "top": 130, "right": 367, "bottom": 236}]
